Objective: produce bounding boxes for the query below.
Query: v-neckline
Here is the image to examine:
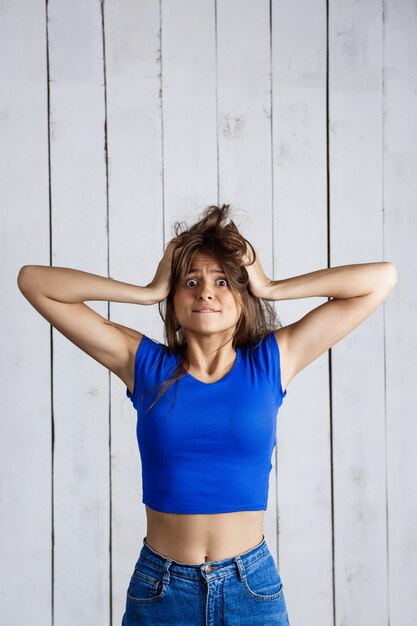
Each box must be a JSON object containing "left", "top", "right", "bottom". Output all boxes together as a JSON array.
[{"left": 182, "top": 346, "right": 240, "bottom": 385}]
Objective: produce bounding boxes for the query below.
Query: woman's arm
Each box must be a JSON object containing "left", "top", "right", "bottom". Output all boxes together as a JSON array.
[
  {"left": 17, "top": 242, "right": 180, "bottom": 382},
  {"left": 17, "top": 265, "right": 159, "bottom": 380},
  {"left": 263, "top": 261, "right": 398, "bottom": 301},
  {"left": 17, "top": 238, "right": 182, "bottom": 305},
  {"left": 243, "top": 247, "right": 398, "bottom": 390},
  {"left": 17, "top": 265, "right": 158, "bottom": 305},
  {"left": 242, "top": 241, "right": 397, "bottom": 300}
]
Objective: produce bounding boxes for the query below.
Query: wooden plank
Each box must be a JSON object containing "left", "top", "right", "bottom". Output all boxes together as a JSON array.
[
  {"left": 216, "top": 0, "right": 278, "bottom": 554},
  {"left": 103, "top": 0, "right": 164, "bottom": 621},
  {"left": 271, "top": 1, "right": 332, "bottom": 623},
  {"left": 384, "top": 1, "right": 417, "bottom": 623},
  {"left": 330, "top": 2, "right": 387, "bottom": 625},
  {"left": 161, "top": 0, "right": 217, "bottom": 211},
  {"left": 48, "top": 1, "right": 110, "bottom": 623},
  {"left": 0, "top": 3, "right": 52, "bottom": 625}
]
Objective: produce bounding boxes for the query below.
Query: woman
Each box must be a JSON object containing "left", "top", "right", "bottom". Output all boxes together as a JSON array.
[{"left": 17, "top": 204, "right": 397, "bottom": 625}]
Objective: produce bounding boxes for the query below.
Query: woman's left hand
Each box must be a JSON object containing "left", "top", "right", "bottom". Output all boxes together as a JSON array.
[{"left": 242, "top": 241, "right": 272, "bottom": 299}]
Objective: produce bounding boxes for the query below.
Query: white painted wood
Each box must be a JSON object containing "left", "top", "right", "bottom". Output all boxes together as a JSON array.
[
  {"left": 215, "top": 0, "right": 279, "bottom": 555},
  {"left": 103, "top": 0, "right": 163, "bottom": 622},
  {"left": 161, "top": 0, "right": 217, "bottom": 211},
  {"left": 330, "top": 2, "right": 387, "bottom": 625},
  {"left": 2, "top": 1, "right": 416, "bottom": 624},
  {"left": 48, "top": 1, "right": 109, "bottom": 624},
  {"left": 271, "top": 2, "right": 333, "bottom": 624},
  {"left": 384, "top": 1, "right": 417, "bottom": 623},
  {"left": 0, "top": 3, "right": 52, "bottom": 625}
]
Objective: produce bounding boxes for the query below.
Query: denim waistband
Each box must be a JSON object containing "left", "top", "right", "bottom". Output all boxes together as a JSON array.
[{"left": 139, "top": 534, "right": 269, "bottom": 582}]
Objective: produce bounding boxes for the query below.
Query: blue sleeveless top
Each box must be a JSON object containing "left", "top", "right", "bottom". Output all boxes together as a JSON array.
[{"left": 126, "top": 331, "right": 287, "bottom": 514}]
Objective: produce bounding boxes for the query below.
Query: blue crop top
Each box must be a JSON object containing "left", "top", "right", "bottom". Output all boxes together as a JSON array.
[{"left": 126, "top": 331, "right": 287, "bottom": 514}]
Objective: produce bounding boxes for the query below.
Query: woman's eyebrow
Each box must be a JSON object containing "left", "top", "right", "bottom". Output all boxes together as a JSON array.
[{"left": 186, "top": 268, "right": 225, "bottom": 275}]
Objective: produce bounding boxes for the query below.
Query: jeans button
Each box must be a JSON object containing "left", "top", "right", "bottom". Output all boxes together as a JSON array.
[{"left": 205, "top": 565, "right": 212, "bottom": 574}]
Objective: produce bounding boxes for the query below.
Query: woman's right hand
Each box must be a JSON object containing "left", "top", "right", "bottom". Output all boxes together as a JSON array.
[{"left": 146, "top": 240, "right": 183, "bottom": 303}]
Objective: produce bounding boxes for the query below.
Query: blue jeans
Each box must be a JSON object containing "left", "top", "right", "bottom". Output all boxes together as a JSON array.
[{"left": 121, "top": 534, "right": 290, "bottom": 625}]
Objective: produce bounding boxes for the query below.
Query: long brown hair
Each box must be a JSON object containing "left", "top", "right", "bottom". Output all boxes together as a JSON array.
[{"left": 142, "top": 204, "right": 284, "bottom": 416}]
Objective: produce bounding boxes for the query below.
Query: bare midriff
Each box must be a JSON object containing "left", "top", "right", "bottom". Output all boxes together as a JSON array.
[{"left": 144, "top": 505, "right": 265, "bottom": 564}]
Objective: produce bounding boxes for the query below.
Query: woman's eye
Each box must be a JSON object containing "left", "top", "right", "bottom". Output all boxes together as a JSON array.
[{"left": 185, "top": 278, "right": 228, "bottom": 287}]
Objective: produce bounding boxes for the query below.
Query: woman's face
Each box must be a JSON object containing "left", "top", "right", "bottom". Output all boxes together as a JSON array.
[{"left": 172, "top": 252, "right": 242, "bottom": 337}]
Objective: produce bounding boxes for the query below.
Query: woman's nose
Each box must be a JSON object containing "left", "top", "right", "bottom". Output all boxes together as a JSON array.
[{"left": 197, "top": 284, "right": 214, "bottom": 297}]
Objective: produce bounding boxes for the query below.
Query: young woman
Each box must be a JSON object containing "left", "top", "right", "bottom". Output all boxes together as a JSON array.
[{"left": 17, "top": 204, "right": 397, "bottom": 625}]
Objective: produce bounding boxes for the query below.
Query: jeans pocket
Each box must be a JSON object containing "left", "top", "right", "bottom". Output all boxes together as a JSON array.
[
  {"left": 242, "top": 551, "right": 284, "bottom": 601},
  {"left": 126, "top": 560, "right": 168, "bottom": 604}
]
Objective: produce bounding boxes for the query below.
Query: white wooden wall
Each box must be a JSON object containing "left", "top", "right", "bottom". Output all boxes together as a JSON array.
[{"left": 1, "top": 1, "right": 415, "bottom": 625}]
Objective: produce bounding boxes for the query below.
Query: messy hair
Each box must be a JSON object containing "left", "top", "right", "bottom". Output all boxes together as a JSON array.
[{"left": 142, "top": 203, "right": 284, "bottom": 416}]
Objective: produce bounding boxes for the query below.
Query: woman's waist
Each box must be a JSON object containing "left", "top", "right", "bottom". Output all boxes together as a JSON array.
[{"left": 144, "top": 505, "right": 265, "bottom": 564}]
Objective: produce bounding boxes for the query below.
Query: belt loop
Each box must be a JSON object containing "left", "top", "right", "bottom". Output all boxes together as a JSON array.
[
  {"left": 162, "top": 558, "right": 173, "bottom": 584},
  {"left": 234, "top": 555, "right": 246, "bottom": 583}
]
